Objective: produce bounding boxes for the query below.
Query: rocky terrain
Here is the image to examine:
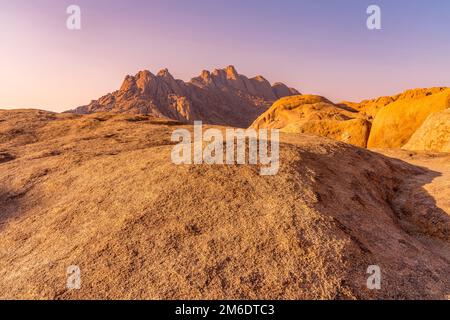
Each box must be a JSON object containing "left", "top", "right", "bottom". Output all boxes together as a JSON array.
[
  {"left": 0, "top": 109, "right": 449, "bottom": 299},
  {"left": 69, "top": 66, "right": 299, "bottom": 128},
  {"left": 0, "top": 67, "right": 449, "bottom": 300},
  {"left": 368, "top": 88, "right": 450, "bottom": 149},
  {"left": 340, "top": 87, "right": 449, "bottom": 121},
  {"left": 251, "top": 95, "right": 371, "bottom": 147},
  {"left": 252, "top": 88, "right": 450, "bottom": 151}
]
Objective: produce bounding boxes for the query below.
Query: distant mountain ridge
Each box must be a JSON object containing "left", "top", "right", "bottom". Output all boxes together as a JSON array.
[{"left": 69, "top": 65, "right": 300, "bottom": 128}]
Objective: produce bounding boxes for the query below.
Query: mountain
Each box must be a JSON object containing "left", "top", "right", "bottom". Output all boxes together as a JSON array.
[
  {"left": 251, "top": 95, "right": 371, "bottom": 147},
  {"left": 68, "top": 66, "right": 300, "bottom": 128}
]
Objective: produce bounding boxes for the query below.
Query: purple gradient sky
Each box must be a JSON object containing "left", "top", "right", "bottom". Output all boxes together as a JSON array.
[{"left": 1, "top": 0, "right": 449, "bottom": 111}]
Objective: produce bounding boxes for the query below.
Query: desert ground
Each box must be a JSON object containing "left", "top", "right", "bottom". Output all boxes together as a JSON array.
[{"left": 0, "top": 107, "right": 448, "bottom": 299}]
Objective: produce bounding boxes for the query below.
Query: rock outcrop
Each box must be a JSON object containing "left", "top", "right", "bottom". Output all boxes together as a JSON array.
[
  {"left": 251, "top": 95, "right": 371, "bottom": 147},
  {"left": 367, "top": 88, "right": 450, "bottom": 148},
  {"left": 69, "top": 66, "right": 299, "bottom": 128},
  {"left": 403, "top": 109, "right": 450, "bottom": 153},
  {"left": 340, "top": 87, "right": 449, "bottom": 121}
]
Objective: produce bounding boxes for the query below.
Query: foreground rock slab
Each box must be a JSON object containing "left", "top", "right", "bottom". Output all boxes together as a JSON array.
[{"left": 0, "top": 110, "right": 448, "bottom": 299}]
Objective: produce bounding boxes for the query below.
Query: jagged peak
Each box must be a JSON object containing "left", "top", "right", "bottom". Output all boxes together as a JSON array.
[
  {"left": 196, "top": 70, "right": 214, "bottom": 86},
  {"left": 136, "top": 70, "right": 155, "bottom": 79},
  {"left": 120, "top": 75, "right": 137, "bottom": 91},
  {"left": 225, "top": 65, "right": 238, "bottom": 77},
  {"left": 252, "top": 75, "right": 268, "bottom": 83},
  {"left": 212, "top": 68, "right": 226, "bottom": 77},
  {"left": 157, "top": 68, "right": 173, "bottom": 78},
  {"left": 200, "top": 70, "right": 211, "bottom": 80},
  {"left": 74, "top": 65, "right": 301, "bottom": 124}
]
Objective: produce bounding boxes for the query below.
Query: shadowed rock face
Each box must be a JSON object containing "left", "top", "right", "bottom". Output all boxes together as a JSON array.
[
  {"left": 0, "top": 109, "right": 448, "bottom": 300},
  {"left": 68, "top": 66, "right": 299, "bottom": 128}
]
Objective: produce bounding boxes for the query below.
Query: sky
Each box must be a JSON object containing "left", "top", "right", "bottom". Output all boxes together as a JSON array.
[{"left": 1, "top": 0, "right": 449, "bottom": 112}]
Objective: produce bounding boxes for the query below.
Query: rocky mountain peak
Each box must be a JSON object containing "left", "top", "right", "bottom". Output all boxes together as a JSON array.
[
  {"left": 225, "top": 65, "right": 239, "bottom": 80},
  {"left": 157, "top": 68, "right": 173, "bottom": 78},
  {"left": 119, "top": 75, "right": 137, "bottom": 92},
  {"left": 70, "top": 66, "right": 301, "bottom": 127},
  {"left": 253, "top": 75, "right": 268, "bottom": 83},
  {"left": 199, "top": 70, "right": 212, "bottom": 83}
]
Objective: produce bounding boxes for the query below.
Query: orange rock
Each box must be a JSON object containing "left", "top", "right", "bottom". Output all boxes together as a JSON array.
[
  {"left": 340, "top": 87, "right": 449, "bottom": 121},
  {"left": 251, "top": 95, "right": 371, "bottom": 147},
  {"left": 403, "top": 109, "right": 450, "bottom": 153},
  {"left": 367, "top": 88, "right": 450, "bottom": 149}
]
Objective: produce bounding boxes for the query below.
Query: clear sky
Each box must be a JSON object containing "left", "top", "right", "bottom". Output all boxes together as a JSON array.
[{"left": 1, "top": 0, "right": 449, "bottom": 112}]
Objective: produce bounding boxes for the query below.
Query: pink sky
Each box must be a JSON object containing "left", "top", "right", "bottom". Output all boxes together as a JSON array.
[{"left": 1, "top": 0, "right": 449, "bottom": 112}]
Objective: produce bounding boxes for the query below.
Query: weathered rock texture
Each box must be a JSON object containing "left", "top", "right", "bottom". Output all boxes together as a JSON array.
[
  {"left": 403, "top": 109, "right": 450, "bottom": 153},
  {"left": 0, "top": 109, "right": 448, "bottom": 300},
  {"left": 68, "top": 66, "right": 299, "bottom": 128}
]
